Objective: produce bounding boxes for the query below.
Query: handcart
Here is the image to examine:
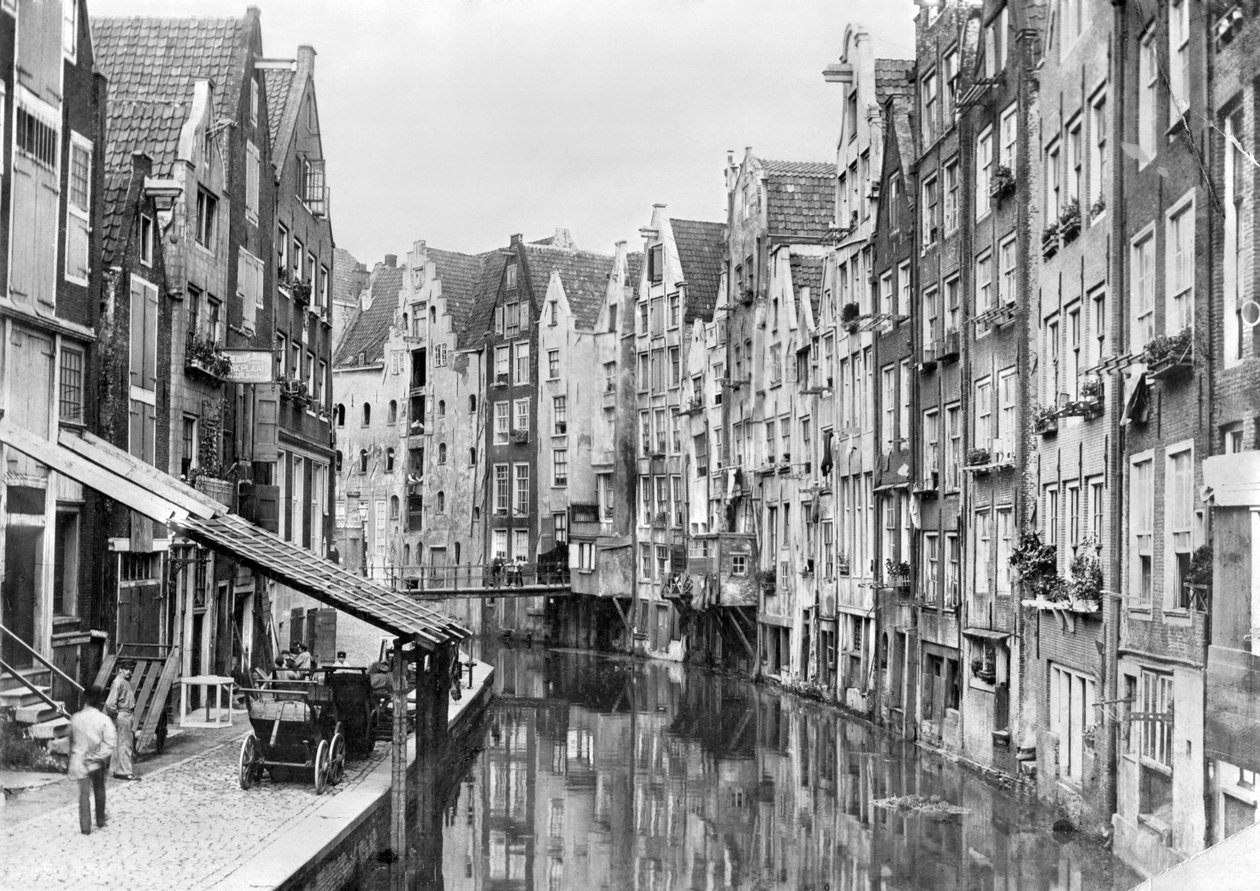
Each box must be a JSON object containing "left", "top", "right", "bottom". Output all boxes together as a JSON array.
[{"left": 237, "top": 681, "right": 346, "bottom": 794}]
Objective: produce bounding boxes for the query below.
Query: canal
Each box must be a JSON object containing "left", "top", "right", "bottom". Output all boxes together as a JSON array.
[{"left": 381, "top": 643, "right": 1140, "bottom": 890}]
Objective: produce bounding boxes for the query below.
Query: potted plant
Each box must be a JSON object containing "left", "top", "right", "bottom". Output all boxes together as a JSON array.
[
  {"left": 1183, "top": 544, "right": 1212, "bottom": 610},
  {"left": 292, "top": 279, "right": 312, "bottom": 306},
  {"left": 965, "top": 447, "right": 991, "bottom": 467},
  {"left": 1033, "top": 403, "right": 1059, "bottom": 436},
  {"left": 1067, "top": 536, "right": 1103, "bottom": 607},
  {"left": 1059, "top": 199, "right": 1082, "bottom": 242},
  {"left": 1041, "top": 221, "right": 1060, "bottom": 258},
  {"left": 756, "top": 569, "right": 777, "bottom": 593},
  {"left": 1089, "top": 197, "right": 1106, "bottom": 220},
  {"left": 884, "top": 558, "right": 911, "bottom": 585},
  {"left": 186, "top": 332, "right": 233, "bottom": 379},
  {"left": 1143, "top": 328, "right": 1194, "bottom": 379},
  {"left": 990, "top": 164, "right": 1016, "bottom": 200},
  {"left": 1079, "top": 374, "right": 1104, "bottom": 403},
  {"left": 841, "top": 302, "right": 861, "bottom": 333},
  {"left": 1010, "top": 527, "right": 1065, "bottom": 603}
]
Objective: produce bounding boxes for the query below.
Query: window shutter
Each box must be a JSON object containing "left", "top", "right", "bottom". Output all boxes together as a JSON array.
[
  {"left": 254, "top": 383, "right": 279, "bottom": 462},
  {"left": 66, "top": 212, "right": 89, "bottom": 281},
  {"left": 145, "top": 281, "right": 159, "bottom": 389},
  {"left": 129, "top": 279, "right": 145, "bottom": 388}
]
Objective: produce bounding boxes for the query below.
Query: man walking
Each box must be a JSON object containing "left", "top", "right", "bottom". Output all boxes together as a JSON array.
[
  {"left": 106, "top": 662, "right": 140, "bottom": 781},
  {"left": 68, "top": 686, "right": 115, "bottom": 835}
]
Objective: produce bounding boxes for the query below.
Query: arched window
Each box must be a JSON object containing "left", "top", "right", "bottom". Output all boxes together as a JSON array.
[
  {"left": 438, "top": 400, "right": 446, "bottom": 416},
  {"left": 438, "top": 443, "right": 447, "bottom": 465},
  {"left": 386, "top": 448, "right": 395, "bottom": 472},
  {"left": 429, "top": 305, "right": 437, "bottom": 324},
  {"left": 387, "top": 400, "right": 397, "bottom": 425},
  {"left": 362, "top": 403, "right": 371, "bottom": 426},
  {"left": 389, "top": 495, "right": 400, "bottom": 520},
  {"left": 335, "top": 450, "right": 343, "bottom": 472},
  {"left": 403, "top": 543, "right": 411, "bottom": 565},
  {"left": 455, "top": 542, "right": 461, "bottom": 564},
  {"left": 469, "top": 395, "right": 477, "bottom": 413},
  {"left": 335, "top": 404, "right": 345, "bottom": 427},
  {"left": 469, "top": 447, "right": 476, "bottom": 466},
  {"left": 436, "top": 491, "right": 445, "bottom": 513},
  {"left": 359, "top": 449, "right": 368, "bottom": 473}
]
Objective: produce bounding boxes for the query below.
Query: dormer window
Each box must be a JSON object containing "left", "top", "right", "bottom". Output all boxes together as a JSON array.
[
  {"left": 505, "top": 263, "right": 518, "bottom": 290},
  {"left": 140, "top": 214, "right": 154, "bottom": 267},
  {"left": 648, "top": 244, "right": 663, "bottom": 284}
]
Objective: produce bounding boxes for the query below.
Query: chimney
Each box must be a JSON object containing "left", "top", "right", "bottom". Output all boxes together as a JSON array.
[
  {"left": 510, "top": 233, "right": 523, "bottom": 246},
  {"left": 297, "top": 45, "right": 316, "bottom": 72},
  {"left": 384, "top": 254, "right": 397, "bottom": 267},
  {"left": 552, "top": 227, "right": 575, "bottom": 250}
]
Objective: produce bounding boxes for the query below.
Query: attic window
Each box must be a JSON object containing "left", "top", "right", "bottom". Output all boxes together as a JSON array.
[
  {"left": 505, "top": 264, "right": 518, "bottom": 290},
  {"left": 549, "top": 300, "right": 558, "bottom": 326},
  {"left": 140, "top": 215, "right": 154, "bottom": 266},
  {"left": 648, "top": 245, "right": 663, "bottom": 284}
]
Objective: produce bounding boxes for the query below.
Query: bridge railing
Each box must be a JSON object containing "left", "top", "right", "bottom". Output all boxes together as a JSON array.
[{"left": 398, "top": 562, "right": 571, "bottom": 593}]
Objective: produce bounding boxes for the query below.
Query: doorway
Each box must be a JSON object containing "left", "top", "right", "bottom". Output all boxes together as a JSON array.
[{"left": 2, "top": 527, "right": 42, "bottom": 667}]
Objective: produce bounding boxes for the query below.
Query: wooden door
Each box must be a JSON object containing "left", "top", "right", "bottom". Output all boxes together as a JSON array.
[
  {"left": 310, "top": 608, "right": 337, "bottom": 662},
  {"left": 1, "top": 527, "right": 40, "bottom": 667}
]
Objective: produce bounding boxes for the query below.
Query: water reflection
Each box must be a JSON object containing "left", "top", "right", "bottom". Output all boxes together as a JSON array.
[{"left": 441, "top": 645, "right": 1138, "bottom": 890}]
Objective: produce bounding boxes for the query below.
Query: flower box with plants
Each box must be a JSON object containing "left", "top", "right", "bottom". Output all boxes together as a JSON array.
[
  {"left": 884, "top": 558, "right": 911, "bottom": 589},
  {"left": 509, "top": 428, "right": 529, "bottom": 444},
  {"left": 1089, "top": 197, "right": 1106, "bottom": 220},
  {"left": 1010, "top": 527, "right": 1064, "bottom": 605},
  {"left": 964, "top": 447, "right": 991, "bottom": 469},
  {"left": 277, "top": 375, "right": 308, "bottom": 404},
  {"left": 1058, "top": 376, "right": 1104, "bottom": 419},
  {"left": 1059, "top": 199, "right": 1081, "bottom": 243},
  {"left": 989, "top": 164, "right": 1016, "bottom": 200},
  {"left": 186, "top": 332, "right": 233, "bottom": 379},
  {"left": 1041, "top": 222, "right": 1059, "bottom": 258},
  {"left": 1062, "top": 538, "right": 1104, "bottom": 612},
  {"left": 841, "top": 301, "right": 861, "bottom": 333},
  {"left": 291, "top": 280, "right": 312, "bottom": 306},
  {"left": 1143, "top": 328, "right": 1194, "bottom": 380},
  {"left": 1033, "top": 404, "right": 1059, "bottom": 436},
  {"left": 756, "top": 569, "right": 777, "bottom": 594},
  {"left": 1182, "top": 544, "right": 1212, "bottom": 612}
]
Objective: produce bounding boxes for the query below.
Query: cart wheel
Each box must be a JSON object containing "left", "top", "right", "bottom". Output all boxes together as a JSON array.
[
  {"left": 313, "top": 739, "right": 329, "bottom": 795},
  {"left": 329, "top": 732, "right": 346, "bottom": 785},
  {"left": 239, "top": 734, "right": 260, "bottom": 790},
  {"left": 155, "top": 711, "right": 168, "bottom": 754}
]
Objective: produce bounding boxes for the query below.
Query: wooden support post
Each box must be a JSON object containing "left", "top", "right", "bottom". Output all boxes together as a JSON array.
[
  {"left": 724, "top": 608, "right": 756, "bottom": 660},
  {"left": 389, "top": 637, "right": 408, "bottom": 891},
  {"left": 417, "top": 645, "right": 452, "bottom": 890}
]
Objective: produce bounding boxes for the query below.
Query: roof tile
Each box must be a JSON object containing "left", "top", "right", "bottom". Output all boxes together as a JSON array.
[{"left": 670, "top": 219, "right": 726, "bottom": 324}]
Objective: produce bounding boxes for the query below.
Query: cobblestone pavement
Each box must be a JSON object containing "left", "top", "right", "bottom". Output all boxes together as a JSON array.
[{"left": 0, "top": 728, "right": 388, "bottom": 890}]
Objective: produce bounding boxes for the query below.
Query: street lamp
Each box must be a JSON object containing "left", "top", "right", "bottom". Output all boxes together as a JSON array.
[{"left": 356, "top": 501, "right": 369, "bottom": 578}]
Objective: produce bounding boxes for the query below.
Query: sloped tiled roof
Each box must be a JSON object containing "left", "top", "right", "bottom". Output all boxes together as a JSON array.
[
  {"left": 626, "top": 253, "right": 643, "bottom": 293},
  {"left": 427, "top": 248, "right": 485, "bottom": 349},
  {"left": 332, "top": 247, "right": 369, "bottom": 306},
  {"left": 523, "top": 245, "right": 614, "bottom": 331},
  {"left": 762, "top": 159, "right": 836, "bottom": 240},
  {"left": 874, "top": 58, "right": 915, "bottom": 107},
  {"left": 92, "top": 15, "right": 253, "bottom": 179},
  {"left": 333, "top": 264, "right": 403, "bottom": 368},
  {"left": 463, "top": 252, "right": 510, "bottom": 350},
  {"left": 790, "top": 255, "right": 825, "bottom": 320},
  {"left": 100, "top": 169, "right": 135, "bottom": 268},
  {"left": 670, "top": 219, "right": 725, "bottom": 324},
  {"left": 262, "top": 67, "right": 295, "bottom": 155},
  {"left": 888, "top": 96, "right": 915, "bottom": 188}
]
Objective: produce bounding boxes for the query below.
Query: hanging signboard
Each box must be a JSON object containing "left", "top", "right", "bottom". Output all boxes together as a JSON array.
[{"left": 222, "top": 350, "right": 274, "bottom": 384}]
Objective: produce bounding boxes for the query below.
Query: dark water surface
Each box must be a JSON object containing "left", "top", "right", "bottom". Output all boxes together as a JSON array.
[{"left": 390, "top": 644, "right": 1140, "bottom": 890}]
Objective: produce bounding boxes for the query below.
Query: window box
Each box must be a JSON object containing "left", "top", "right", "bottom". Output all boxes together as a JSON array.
[
  {"left": 1041, "top": 223, "right": 1060, "bottom": 259},
  {"left": 1057, "top": 376, "right": 1104, "bottom": 419},
  {"left": 756, "top": 569, "right": 776, "bottom": 593},
  {"left": 554, "top": 421, "right": 567, "bottom": 435},
  {"left": 186, "top": 332, "right": 232, "bottom": 380},
  {"left": 291, "top": 280, "right": 312, "bottom": 306},
  {"left": 918, "top": 346, "right": 938, "bottom": 374},
  {"left": 989, "top": 164, "right": 1016, "bottom": 201},
  {"left": 964, "top": 447, "right": 991, "bottom": 468},
  {"left": 1032, "top": 405, "right": 1059, "bottom": 436},
  {"left": 509, "top": 428, "right": 529, "bottom": 444},
  {"left": 1144, "top": 328, "right": 1194, "bottom": 381},
  {"left": 936, "top": 330, "right": 961, "bottom": 362},
  {"left": 970, "top": 658, "right": 997, "bottom": 684},
  {"left": 494, "top": 373, "right": 510, "bottom": 387},
  {"left": 1059, "top": 200, "right": 1081, "bottom": 244}
]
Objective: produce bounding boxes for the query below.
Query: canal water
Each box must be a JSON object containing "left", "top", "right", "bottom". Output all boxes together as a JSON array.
[{"left": 391, "top": 643, "right": 1139, "bottom": 890}]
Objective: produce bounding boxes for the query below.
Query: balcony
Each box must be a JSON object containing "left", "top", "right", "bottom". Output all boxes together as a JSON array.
[
  {"left": 185, "top": 332, "right": 232, "bottom": 381},
  {"left": 918, "top": 345, "right": 938, "bottom": 374},
  {"left": 935, "top": 330, "right": 960, "bottom": 363},
  {"left": 963, "top": 440, "right": 1016, "bottom": 475}
]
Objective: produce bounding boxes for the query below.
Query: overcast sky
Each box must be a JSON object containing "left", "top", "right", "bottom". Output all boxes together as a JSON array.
[{"left": 91, "top": 0, "right": 918, "bottom": 263}]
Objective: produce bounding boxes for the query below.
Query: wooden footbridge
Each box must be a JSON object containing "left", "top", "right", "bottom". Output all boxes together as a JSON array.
[{"left": 400, "top": 563, "right": 572, "bottom": 600}]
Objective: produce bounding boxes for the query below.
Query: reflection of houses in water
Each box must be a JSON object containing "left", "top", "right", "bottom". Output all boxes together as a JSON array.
[{"left": 445, "top": 650, "right": 1132, "bottom": 890}]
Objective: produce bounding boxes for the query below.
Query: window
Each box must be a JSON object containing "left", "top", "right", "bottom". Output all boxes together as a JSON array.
[
  {"left": 334, "top": 403, "right": 345, "bottom": 427},
  {"left": 1131, "top": 456, "right": 1155, "bottom": 604},
  {"left": 1066, "top": 115, "right": 1083, "bottom": 206},
  {"left": 997, "top": 369, "right": 1017, "bottom": 443},
  {"left": 553, "top": 396, "right": 567, "bottom": 435},
  {"left": 361, "top": 403, "right": 371, "bottom": 426},
  {"left": 1137, "top": 670, "right": 1174, "bottom": 821},
  {"left": 945, "top": 404, "right": 961, "bottom": 490},
  {"left": 547, "top": 350, "right": 559, "bottom": 379},
  {"left": 1051, "top": 664, "right": 1097, "bottom": 784},
  {"left": 998, "top": 235, "right": 1016, "bottom": 306},
  {"left": 943, "top": 160, "right": 959, "bottom": 234},
  {"left": 1067, "top": 482, "right": 1082, "bottom": 546},
  {"left": 648, "top": 244, "right": 664, "bottom": 283},
  {"left": 1168, "top": 447, "right": 1194, "bottom": 607},
  {"left": 494, "top": 401, "right": 509, "bottom": 443},
  {"left": 514, "top": 342, "right": 530, "bottom": 384},
  {"left": 882, "top": 366, "right": 896, "bottom": 451},
  {"left": 62, "top": 0, "right": 77, "bottom": 59},
  {"left": 769, "top": 345, "right": 781, "bottom": 386},
  {"left": 976, "top": 250, "right": 994, "bottom": 314},
  {"left": 975, "top": 378, "right": 993, "bottom": 442},
  {"left": 65, "top": 134, "right": 92, "bottom": 282},
  {"left": 128, "top": 278, "right": 159, "bottom": 463},
  {"left": 513, "top": 464, "right": 529, "bottom": 515},
  {"left": 245, "top": 141, "right": 259, "bottom": 223},
  {"left": 514, "top": 398, "right": 529, "bottom": 434},
  {"left": 16, "top": 100, "right": 58, "bottom": 168},
  {"left": 1091, "top": 286, "right": 1109, "bottom": 365},
  {"left": 985, "top": 6, "right": 1008, "bottom": 75},
  {"left": 1068, "top": 304, "right": 1082, "bottom": 399},
  {"left": 1000, "top": 102, "right": 1017, "bottom": 168},
  {"left": 898, "top": 261, "right": 911, "bottom": 319},
  {"left": 438, "top": 443, "right": 447, "bottom": 465},
  {"left": 880, "top": 272, "right": 894, "bottom": 319},
  {"left": 943, "top": 48, "right": 958, "bottom": 119},
  {"left": 1046, "top": 139, "right": 1062, "bottom": 223},
  {"left": 668, "top": 293, "right": 680, "bottom": 328},
  {"left": 945, "top": 275, "right": 960, "bottom": 333},
  {"left": 923, "top": 409, "right": 939, "bottom": 482},
  {"left": 196, "top": 189, "right": 218, "bottom": 248},
  {"left": 359, "top": 449, "right": 368, "bottom": 474},
  {"left": 976, "top": 127, "right": 993, "bottom": 218},
  {"left": 59, "top": 345, "right": 84, "bottom": 424},
  {"left": 669, "top": 346, "right": 681, "bottom": 387},
  {"left": 732, "top": 554, "right": 748, "bottom": 577},
  {"left": 973, "top": 509, "right": 992, "bottom": 595},
  {"left": 1046, "top": 315, "right": 1061, "bottom": 403},
  {"left": 1090, "top": 90, "right": 1108, "bottom": 212},
  {"left": 385, "top": 448, "right": 395, "bottom": 473},
  {"left": 1166, "top": 198, "right": 1194, "bottom": 333},
  {"left": 495, "top": 345, "right": 510, "bottom": 380},
  {"left": 236, "top": 248, "right": 263, "bottom": 334},
  {"left": 921, "top": 69, "right": 937, "bottom": 145},
  {"left": 1168, "top": 0, "right": 1190, "bottom": 121},
  {"left": 386, "top": 400, "right": 397, "bottom": 425},
  {"left": 554, "top": 450, "right": 568, "bottom": 487},
  {"left": 1132, "top": 229, "right": 1156, "bottom": 345},
  {"left": 922, "top": 175, "right": 939, "bottom": 247},
  {"left": 493, "top": 464, "right": 509, "bottom": 513},
  {"left": 996, "top": 508, "right": 1013, "bottom": 595},
  {"left": 1138, "top": 29, "right": 1157, "bottom": 162}
]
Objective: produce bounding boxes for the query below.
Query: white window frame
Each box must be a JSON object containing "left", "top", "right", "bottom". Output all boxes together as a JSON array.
[
  {"left": 975, "top": 126, "right": 993, "bottom": 220},
  {"left": 64, "top": 131, "right": 92, "bottom": 285},
  {"left": 1130, "top": 452, "right": 1155, "bottom": 606},
  {"left": 1165, "top": 192, "right": 1195, "bottom": 335},
  {"left": 245, "top": 140, "right": 260, "bottom": 224},
  {"left": 1131, "top": 224, "right": 1157, "bottom": 348}
]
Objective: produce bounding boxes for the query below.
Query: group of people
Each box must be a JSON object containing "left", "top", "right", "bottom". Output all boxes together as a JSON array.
[
  {"left": 268, "top": 642, "right": 317, "bottom": 681},
  {"left": 68, "top": 661, "right": 141, "bottom": 836},
  {"left": 488, "top": 555, "right": 528, "bottom": 588}
]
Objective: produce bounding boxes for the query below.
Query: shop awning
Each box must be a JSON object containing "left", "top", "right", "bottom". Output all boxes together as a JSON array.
[
  {"left": 962, "top": 627, "right": 1011, "bottom": 641},
  {"left": 0, "top": 420, "right": 469, "bottom": 649}
]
